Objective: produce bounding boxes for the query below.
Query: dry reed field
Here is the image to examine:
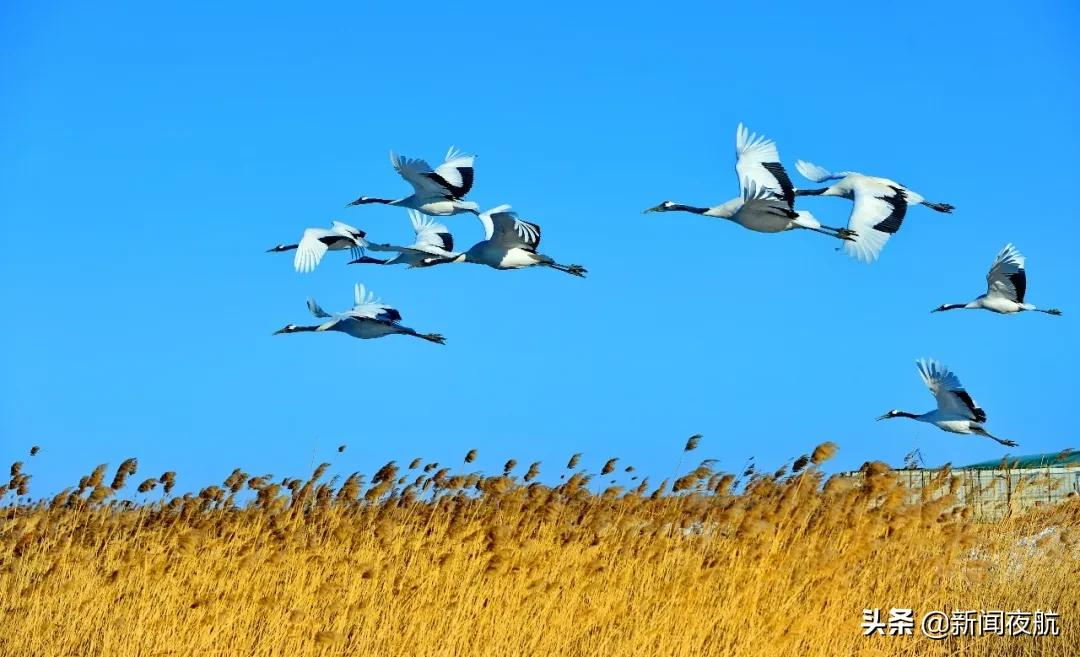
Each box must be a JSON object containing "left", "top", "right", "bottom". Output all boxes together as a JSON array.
[{"left": 2, "top": 441, "right": 1077, "bottom": 657}]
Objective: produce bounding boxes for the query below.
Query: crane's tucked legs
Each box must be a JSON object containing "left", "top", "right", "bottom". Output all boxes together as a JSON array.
[
  {"left": 801, "top": 225, "right": 857, "bottom": 241},
  {"left": 974, "top": 428, "right": 1018, "bottom": 447},
  {"left": 920, "top": 201, "right": 955, "bottom": 213},
  {"left": 544, "top": 262, "right": 587, "bottom": 277},
  {"left": 403, "top": 329, "right": 446, "bottom": 344}
]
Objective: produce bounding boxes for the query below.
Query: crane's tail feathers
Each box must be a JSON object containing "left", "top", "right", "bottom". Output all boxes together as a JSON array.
[
  {"left": 306, "top": 298, "right": 332, "bottom": 318},
  {"left": 921, "top": 201, "right": 955, "bottom": 213},
  {"left": 795, "top": 160, "right": 836, "bottom": 183}
]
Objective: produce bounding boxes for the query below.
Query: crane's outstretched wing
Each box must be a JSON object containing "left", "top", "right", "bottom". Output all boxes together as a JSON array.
[
  {"left": 985, "top": 243, "right": 1026, "bottom": 303},
  {"left": 348, "top": 283, "right": 402, "bottom": 322},
  {"left": 306, "top": 297, "right": 333, "bottom": 318},
  {"left": 430, "top": 147, "right": 475, "bottom": 198},
  {"left": 331, "top": 221, "right": 367, "bottom": 260},
  {"left": 390, "top": 147, "right": 474, "bottom": 199},
  {"left": 368, "top": 211, "right": 454, "bottom": 259},
  {"left": 916, "top": 358, "right": 986, "bottom": 422},
  {"left": 475, "top": 204, "right": 539, "bottom": 250},
  {"left": 735, "top": 123, "right": 795, "bottom": 208},
  {"left": 295, "top": 223, "right": 366, "bottom": 272},
  {"left": 306, "top": 298, "right": 355, "bottom": 332},
  {"left": 738, "top": 179, "right": 798, "bottom": 220},
  {"left": 294, "top": 228, "right": 332, "bottom": 273},
  {"left": 794, "top": 160, "right": 859, "bottom": 183},
  {"left": 484, "top": 205, "right": 541, "bottom": 251},
  {"left": 409, "top": 209, "right": 454, "bottom": 253},
  {"left": 331, "top": 221, "right": 366, "bottom": 241},
  {"left": 841, "top": 184, "right": 909, "bottom": 263}
]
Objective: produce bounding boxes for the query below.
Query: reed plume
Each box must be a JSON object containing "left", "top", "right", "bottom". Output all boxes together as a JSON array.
[{"left": 1, "top": 442, "right": 1075, "bottom": 657}]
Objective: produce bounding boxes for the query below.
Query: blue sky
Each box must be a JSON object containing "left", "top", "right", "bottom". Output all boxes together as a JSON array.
[{"left": 2, "top": 1, "right": 1078, "bottom": 496}]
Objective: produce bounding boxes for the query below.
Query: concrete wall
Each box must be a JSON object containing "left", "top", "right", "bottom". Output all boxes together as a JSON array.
[{"left": 851, "top": 467, "right": 1080, "bottom": 521}]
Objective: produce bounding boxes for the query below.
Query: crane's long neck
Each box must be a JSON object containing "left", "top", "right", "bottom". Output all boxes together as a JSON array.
[
  {"left": 893, "top": 411, "right": 922, "bottom": 420},
  {"left": 669, "top": 203, "right": 711, "bottom": 215},
  {"left": 935, "top": 303, "right": 969, "bottom": 312},
  {"left": 705, "top": 199, "right": 741, "bottom": 219},
  {"left": 795, "top": 187, "right": 840, "bottom": 197},
  {"left": 347, "top": 196, "right": 396, "bottom": 207},
  {"left": 275, "top": 324, "right": 320, "bottom": 335}
]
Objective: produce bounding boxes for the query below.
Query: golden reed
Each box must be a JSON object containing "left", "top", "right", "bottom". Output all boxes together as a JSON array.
[{"left": 1, "top": 442, "right": 1077, "bottom": 656}]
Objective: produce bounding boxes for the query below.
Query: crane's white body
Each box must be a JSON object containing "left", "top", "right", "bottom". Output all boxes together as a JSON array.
[
  {"left": 794, "top": 160, "right": 951, "bottom": 263},
  {"left": 268, "top": 221, "right": 367, "bottom": 273},
  {"left": 401, "top": 198, "right": 479, "bottom": 216},
  {"left": 924, "top": 416, "right": 983, "bottom": 435},
  {"left": 701, "top": 181, "right": 823, "bottom": 233},
  {"left": 359, "top": 210, "right": 458, "bottom": 267},
  {"left": 972, "top": 296, "right": 1030, "bottom": 314},
  {"left": 644, "top": 124, "right": 852, "bottom": 243},
  {"left": 274, "top": 283, "right": 445, "bottom": 344},
  {"left": 448, "top": 205, "right": 586, "bottom": 276},
  {"left": 878, "top": 359, "right": 1016, "bottom": 447},
  {"left": 347, "top": 147, "right": 479, "bottom": 216},
  {"left": 934, "top": 244, "right": 1061, "bottom": 316}
]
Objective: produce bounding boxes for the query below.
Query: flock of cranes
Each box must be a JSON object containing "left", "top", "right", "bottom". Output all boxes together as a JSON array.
[
  {"left": 267, "top": 146, "right": 586, "bottom": 346},
  {"left": 644, "top": 123, "right": 956, "bottom": 263},
  {"left": 267, "top": 124, "right": 1063, "bottom": 449},
  {"left": 642, "top": 123, "right": 1063, "bottom": 448}
]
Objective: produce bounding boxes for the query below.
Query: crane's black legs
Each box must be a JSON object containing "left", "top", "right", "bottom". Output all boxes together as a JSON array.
[
  {"left": 546, "top": 262, "right": 588, "bottom": 277},
  {"left": 801, "top": 225, "right": 857, "bottom": 241},
  {"left": 921, "top": 200, "right": 955, "bottom": 213}
]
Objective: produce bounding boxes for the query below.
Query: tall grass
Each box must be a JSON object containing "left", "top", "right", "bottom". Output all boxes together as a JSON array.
[{"left": 1, "top": 442, "right": 1076, "bottom": 656}]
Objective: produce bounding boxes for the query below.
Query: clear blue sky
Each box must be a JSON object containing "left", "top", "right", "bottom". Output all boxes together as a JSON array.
[{"left": 2, "top": 1, "right": 1078, "bottom": 496}]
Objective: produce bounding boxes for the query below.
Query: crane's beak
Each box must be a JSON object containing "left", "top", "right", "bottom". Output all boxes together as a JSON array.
[
  {"left": 642, "top": 204, "right": 665, "bottom": 214},
  {"left": 265, "top": 246, "right": 278, "bottom": 253},
  {"left": 875, "top": 413, "right": 891, "bottom": 421},
  {"left": 272, "top": 327, "right": 289, "bottom": 335}
]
